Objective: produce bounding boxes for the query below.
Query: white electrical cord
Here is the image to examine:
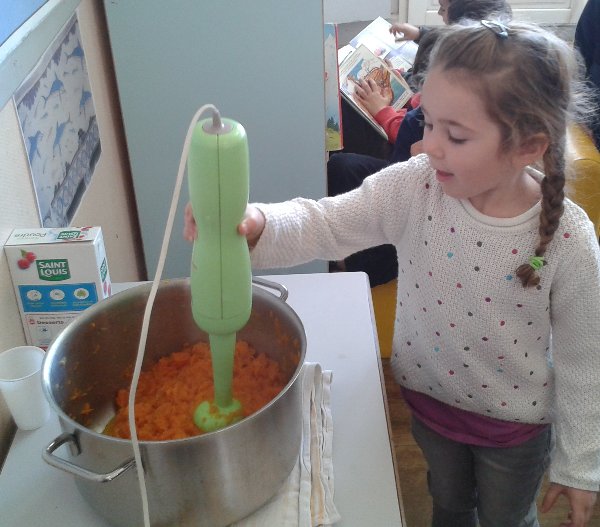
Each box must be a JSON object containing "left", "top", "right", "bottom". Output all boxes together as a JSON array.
[{"left": 127, "top": 103, "right": 221, "bottom": 527}]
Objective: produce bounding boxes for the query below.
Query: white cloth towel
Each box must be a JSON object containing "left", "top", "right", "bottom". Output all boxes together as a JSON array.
[{"left": 232, "top": 363, "right": 341, "bottom": 527}]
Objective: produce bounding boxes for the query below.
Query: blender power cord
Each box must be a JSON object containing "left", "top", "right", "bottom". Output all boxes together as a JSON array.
[{"left": 127, "top": 104, "right": 222, "bottom": 527}]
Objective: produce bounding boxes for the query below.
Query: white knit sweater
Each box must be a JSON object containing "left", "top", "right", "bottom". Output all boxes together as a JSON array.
[{"left": 251, "top": 154, "right": 600, "bottom": 491}]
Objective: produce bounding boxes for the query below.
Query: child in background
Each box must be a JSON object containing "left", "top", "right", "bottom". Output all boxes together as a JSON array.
[
  {"left": 390, "top": 0, "right": 511, "bottom": 44},
  {"left": 328, "top": 28, "right": 440, "bottom": 196},
  {"left": 389, "top": 0, "right": 449, "bottom": 44},
  {"left": 186, "top": 20, "right": 600, "bottom": 526},
  {"left": 357, "top": 0, "right": 513, "bottom": 145},
  {"left": 337, "top": 0, "right": 449, "bottom": 160}
]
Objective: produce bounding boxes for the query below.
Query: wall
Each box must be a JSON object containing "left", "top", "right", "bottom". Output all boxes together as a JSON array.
[
  {"left": 0, "top": 0, "right": 144, "bottom": 462},
  {"left": 104, "top": 0, "right": 328, "bottom": 279},
  {"left": 324, "top": 0, "right": 395, "bottom": 23}
]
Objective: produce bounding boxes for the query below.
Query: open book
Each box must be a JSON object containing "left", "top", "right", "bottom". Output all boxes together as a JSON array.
[
  {"left": 339, "top": 16, "right": 419, "bottom": 73},
  {"left": 338, "top": 44, "right": 413, "bottom": 140},
  {"left": 337, "top": 17, "right": 418, "bottom": 140}
]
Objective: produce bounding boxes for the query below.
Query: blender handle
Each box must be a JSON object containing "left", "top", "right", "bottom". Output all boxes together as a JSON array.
[
  {"left": 43, "top": 432, "right": 135, "bottom": 483},
  {"left": 252, "top": 277, "right": 288, "bottom": 303}
]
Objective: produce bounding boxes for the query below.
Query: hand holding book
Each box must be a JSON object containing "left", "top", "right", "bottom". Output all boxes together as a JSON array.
[
  {"left": 339, "top": 44, "right": 413, "bottom": 140},
  {"left": 353, "top": 78, "right": 394, "bottom": 117}
]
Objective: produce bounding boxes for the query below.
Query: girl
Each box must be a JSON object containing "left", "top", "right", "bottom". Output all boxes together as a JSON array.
[{"left": 185, "top": 20, "right": 600, "bottom": 526}]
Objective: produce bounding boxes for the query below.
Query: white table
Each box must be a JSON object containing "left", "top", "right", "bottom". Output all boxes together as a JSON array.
[{"left": 0, "top": 272, "right": 403, "bottom": 526}]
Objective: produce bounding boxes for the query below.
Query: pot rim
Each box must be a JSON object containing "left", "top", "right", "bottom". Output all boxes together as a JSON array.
[{"left": 42, "top": 278, "right": 306, "bottom": 445}]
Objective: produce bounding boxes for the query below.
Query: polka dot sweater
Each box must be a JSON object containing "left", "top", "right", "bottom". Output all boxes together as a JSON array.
[{"left": 250, "top": 154, "right": 600, "bottom": 492}]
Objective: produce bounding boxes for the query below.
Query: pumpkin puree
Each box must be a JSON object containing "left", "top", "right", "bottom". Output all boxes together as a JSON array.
[{"left": 105, "top": 340, "right": 287, "bottom": 441}]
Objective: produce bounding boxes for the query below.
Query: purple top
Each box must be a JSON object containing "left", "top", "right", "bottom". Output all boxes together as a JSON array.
[{"left": 402, "top": 387, "right": 548, "bottom": 447}]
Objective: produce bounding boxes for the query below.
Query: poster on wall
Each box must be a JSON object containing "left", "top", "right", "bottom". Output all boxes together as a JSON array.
[{"left": 14, "top": 12, "right": 101, "bottom": 227}]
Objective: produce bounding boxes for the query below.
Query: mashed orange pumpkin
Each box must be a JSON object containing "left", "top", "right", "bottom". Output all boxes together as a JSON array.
[{"left": 104, "top": 340, "right": 287, "bottom": 441}]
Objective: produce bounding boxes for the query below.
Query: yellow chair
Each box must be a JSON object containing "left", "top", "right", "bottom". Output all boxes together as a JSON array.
[
  {"left": 566, "top": 123, "right": 600, "bottom": 238},
  {"left": 372, "top": 125, "right": 600, "bottom": 359},
  {"left": 371, "top": 278, "right": 397, "bottom": 359}
]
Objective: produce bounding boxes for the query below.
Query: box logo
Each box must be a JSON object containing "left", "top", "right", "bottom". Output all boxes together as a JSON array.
[
  {"left": 37, "top": 259, "right": 71, "bottom": 281},
  {"left": 57, "top": 230, "right": 81, "bottom": 240},
  {"left": 100, "top": 258, "right": 108, "bottom": 282}
]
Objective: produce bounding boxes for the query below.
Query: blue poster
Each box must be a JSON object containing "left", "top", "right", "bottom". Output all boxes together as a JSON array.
[{"left": 14, "top": 13, "right": 101, "bottom": 227}]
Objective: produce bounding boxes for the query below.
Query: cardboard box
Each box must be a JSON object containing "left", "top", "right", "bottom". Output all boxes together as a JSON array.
[{"left": 5, "top": 227, "right": 112, "bottom": 349}]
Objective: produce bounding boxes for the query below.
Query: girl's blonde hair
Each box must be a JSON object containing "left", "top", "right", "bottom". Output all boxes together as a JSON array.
[{"left": 427, "top": 20, "right": 587, "bottom": 287}]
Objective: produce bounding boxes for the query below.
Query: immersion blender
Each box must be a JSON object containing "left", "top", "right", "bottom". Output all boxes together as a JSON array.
[{"left": 188, "top": 109, "right": 252, "bottom": 432}]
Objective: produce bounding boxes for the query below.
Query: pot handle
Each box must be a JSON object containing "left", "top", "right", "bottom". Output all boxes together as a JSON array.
[
  {"left": 43, "top": 432, "right": 136, "bottom": 483},
  {"left": 252, "top": 276, "right": 288, "bottom": 302}
]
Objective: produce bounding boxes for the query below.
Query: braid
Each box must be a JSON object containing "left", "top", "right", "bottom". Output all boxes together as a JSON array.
[
  {"left": 515, "top": 139, "right": 566, "bottom": 287},
  {"left": 427, "top": 21, "right": 584, "bottom": 288}
]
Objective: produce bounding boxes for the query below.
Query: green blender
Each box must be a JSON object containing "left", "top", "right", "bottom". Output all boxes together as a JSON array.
[{"left": 187, "top": 111, "right": 252, "bottom": 432}]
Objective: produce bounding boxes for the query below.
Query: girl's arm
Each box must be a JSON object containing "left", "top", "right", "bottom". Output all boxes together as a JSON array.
[
  {"left": 389, "top": 22, "right": 420, "bottom": 42},
  {"left": 544, "top": 217, "right": 600, "bottom": 521},
  {"left": 374, "top": 106, "right": 408, "bottom": 144},
  {"left": 248, "top": 154, "right": 430, "bottom": 270},
  {"left": 184, "top": 154, "right": 431, "bottom": 269}
]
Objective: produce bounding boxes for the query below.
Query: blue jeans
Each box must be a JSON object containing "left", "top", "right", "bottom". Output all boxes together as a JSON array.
[{"left": 411, "top": 416, "right": 553, "bottom": 527}]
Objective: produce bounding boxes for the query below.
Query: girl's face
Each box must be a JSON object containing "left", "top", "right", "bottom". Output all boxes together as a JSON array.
[
  {"left": 420, "top": 67, "right": 537, "bottom": 216},
  {"left": 438, "top": 0, "right": 450, "bottom": 24}
]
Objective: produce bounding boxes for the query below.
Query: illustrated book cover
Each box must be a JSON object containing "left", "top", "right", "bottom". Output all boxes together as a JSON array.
[{"left": 338, "top": 44, "right": 413, "bottom": 140}]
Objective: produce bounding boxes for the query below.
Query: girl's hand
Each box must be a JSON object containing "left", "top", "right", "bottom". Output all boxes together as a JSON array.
[
  {"left": 353, "top": 78, "right": 392, "bottom": 117},
  {"left": 183, "top": 202, "right": 197, "bottom": 242},
  {"left": 183, "top": 202, "right": 265, "bottom": 249},
  {"left": 410, "top": 140, "right": 424, "bottom": 157},
  {"left": 238, "top": 205, "right": 266, "bottom": 248},
  {"left": 541, "top": 483, "right": 597, "bottom": 526},
  {"left": 389, "top": 23, "right": 420, "bottom": 42}
]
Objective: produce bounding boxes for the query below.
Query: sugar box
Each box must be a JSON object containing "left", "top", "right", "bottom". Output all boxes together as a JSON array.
[{"left": 5, "top": 227, "right": 112, "bottom": 349}]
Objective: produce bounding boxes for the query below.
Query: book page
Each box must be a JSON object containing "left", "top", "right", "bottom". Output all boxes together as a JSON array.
[
  {"left": 383, "top": 40, "right": 418, "bottom": 72},
  {"left": 337, "top": 44, "right": 354, "bottom": 65},
  {"left": 349, "top": 17, "right": 398, "bottom": 56},
  {"left": 349, "top": 17, "right": 418, "bottom": 71}
]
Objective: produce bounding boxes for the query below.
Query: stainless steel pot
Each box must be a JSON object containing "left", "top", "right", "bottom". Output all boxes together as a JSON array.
[{"left": 41, "top": 277, "right": 306, "bottom": 527}]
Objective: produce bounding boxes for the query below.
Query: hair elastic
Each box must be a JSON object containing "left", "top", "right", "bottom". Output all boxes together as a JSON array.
[
  {"left": 481, "top": 20, "right": 509, "bottom": 39},
  {"left": 528, "top": 256, "right": 545, "bottom": 271}
]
